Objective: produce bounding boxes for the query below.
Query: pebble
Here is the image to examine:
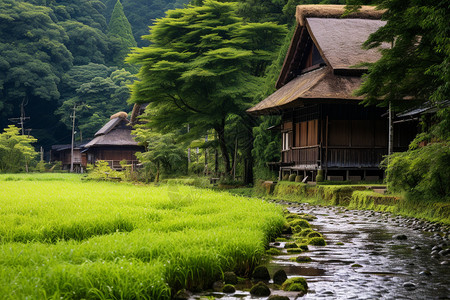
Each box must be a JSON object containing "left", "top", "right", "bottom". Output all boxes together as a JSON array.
[{"left": 403, "top": 282, "right": 416, "bottom": 290}]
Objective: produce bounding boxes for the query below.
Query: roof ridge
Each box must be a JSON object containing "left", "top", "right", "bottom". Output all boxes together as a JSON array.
[{"left": 296, "top": 5, "right": 384, "bottom": 27}]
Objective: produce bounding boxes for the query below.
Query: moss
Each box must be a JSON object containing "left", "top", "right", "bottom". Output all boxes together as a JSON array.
[
  {"left": 297, "top": 228, "right": 314, "bottom": 237},
  {"left": 223, "top": 272, "right": 238, "bottom": 285},
  {"left": 308, "top": 237, "right": 326, "bottom": 246},
  {"left": 266, "top": 248, "right": 281, "bottom": 255},
  {"left": 351, "top": 264, "right": 363, "bottom": 268},
  {"left": 281, "top": 277, "right": 308, "bottom": 292},
  {"left": 288, "top": 219, "right": 310, "bottom": 228},
  {"left": 286, "top": 248, "right": 304, "bottom": 253},
  {"left": 306, "top": 231, "right": 322, "bottom": 238},
  {"left": 336, "top": 242, "right": 345, "bottom": 246},
  {"left": 295, "top": 256, "right": 312, "bottom": 263},
  {"left": 296, "top": 243, "right": 309, "bottom": 251},
  {"left": 222, "top": 284, "right": 236, "bottom": 293},
  {"left": 250, "top": 282, "right": 271, "bottom": 297}
]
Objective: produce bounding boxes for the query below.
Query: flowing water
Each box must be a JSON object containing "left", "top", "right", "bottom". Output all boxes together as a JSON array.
[{"left": 193, "top": 202, "right": 450, "bottom": 300}]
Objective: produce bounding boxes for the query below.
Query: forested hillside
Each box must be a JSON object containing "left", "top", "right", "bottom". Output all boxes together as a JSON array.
[{"left": 0, "top": 0, "right": 190, "bottom": 149}]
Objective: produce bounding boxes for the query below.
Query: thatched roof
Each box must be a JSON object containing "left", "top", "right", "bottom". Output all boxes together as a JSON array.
[
  {"left": 84, "top": 116, "right": 139, "bottom": 148},
  {"left": 296, "top": 5, "right": 384, "bottom": 26},
  {"left": 247, "top": 5, "right": 386, "bottom": 115},
  {"left": 306, "top": 18, "right": 386, "bottom": 72},
  {"left": 247, "top": 66, "right": 362, "bottom": 115}
]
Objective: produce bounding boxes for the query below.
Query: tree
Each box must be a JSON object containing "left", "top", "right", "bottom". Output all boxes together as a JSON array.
[
  {"left": 107, "top": 0, "right": 137, "bottom": 70},
  {"left": 57, "top": 68, "right": 136, "bottom": 139},
  {"left": 0, "top": 125, "right": 38, "bottom": 173},
  {"left": 127, "top": 0, "right": 286, "bottom": 176},
  {"left": 133, "top": 129, "right": 187, "bottom": 182}
]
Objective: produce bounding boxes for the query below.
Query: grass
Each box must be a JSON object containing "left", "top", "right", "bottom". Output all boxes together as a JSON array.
[{"left": 0, "top": 174, "right": 285, "bottom": 299}]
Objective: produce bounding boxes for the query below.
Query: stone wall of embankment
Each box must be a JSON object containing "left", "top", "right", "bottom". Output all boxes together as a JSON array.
[{"left": 255, "top": 181, "right": 450, "bottom": 225}]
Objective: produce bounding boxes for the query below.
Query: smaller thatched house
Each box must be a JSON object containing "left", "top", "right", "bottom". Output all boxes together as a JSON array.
[{"left": 83, "top": 112, "right": 144, "bottom": 170}]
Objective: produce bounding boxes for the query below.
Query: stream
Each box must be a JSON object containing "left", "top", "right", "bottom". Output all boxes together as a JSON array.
[{"left": 194, "top": 202, "right": 450, "bottom": 299}]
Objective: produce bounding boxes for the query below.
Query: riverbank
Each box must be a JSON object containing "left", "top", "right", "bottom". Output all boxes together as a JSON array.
[{"left": 228, "top": 181, "right": 450, "bottom": 227}]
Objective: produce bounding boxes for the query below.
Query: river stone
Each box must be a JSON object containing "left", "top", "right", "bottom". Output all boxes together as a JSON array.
[
  {"left": 212, "top": 280, "right": 224, "bottom": 292},
  {"left": 250, "top": 282, "right": 271, "bottom": 297},
  {"left": 173, "top": 289, "right": 191, "bottom": 300},
  {"left": 419, "top": 270, "right": 431, "bottom": 276},
  {"left": 394, "top": 234, "right": 408, "bottom": 240},
  {"left": 252, "top": 266, "right": 271, "bottom": 281},
  {"left": 222, "top": 284, "right": 236, "bottom": 294},
  {"left": 268, "top": 295, "right": 289, "bottom": 300},
  {"left": 223, "top": 271, "right": 238, "bottom": 285},
  {"left": 403, "top": 282, "right": 416, "bottom": 290},
  {"left": 272, "top": 269, "right": 287, "bottom": 285}
]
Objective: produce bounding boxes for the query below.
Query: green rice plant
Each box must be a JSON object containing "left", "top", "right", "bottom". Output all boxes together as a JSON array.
[{"left": 0, "top": 174, "right": 285, "bottom": 298}]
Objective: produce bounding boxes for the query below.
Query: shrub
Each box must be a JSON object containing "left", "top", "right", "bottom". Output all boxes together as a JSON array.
[
  {"left": 383, "top": 142, "right": 450, "bottom": 201},
  {"left": 288, "top": 174, "right": 296, "bottom": 182},
  {"left": 316, "top": 169, "right": 324, "bottom": 182},
  {"left": 295, "top": 175, "right": 303, "bottom": 182}
]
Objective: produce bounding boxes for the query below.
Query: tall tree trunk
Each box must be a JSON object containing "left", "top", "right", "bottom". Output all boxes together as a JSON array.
[
  {"left": 215, "top": 119, "right": 231, "bottom": 177},
  {"left": 241, "top": 113, "right": 255, "bottom": 185}
]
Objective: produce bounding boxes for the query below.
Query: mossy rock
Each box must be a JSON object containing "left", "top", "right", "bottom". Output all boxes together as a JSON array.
[
  {"left": 289, "top": 219, "right": 310, "bottom": 228},
  {"left": 281, "top": 277, "right": 308, "bottom": 292},
  {"left": 252, "top": 266, "right": 270, "bottom": 281},
  {"left": 306, "top": 231, "right": 322, "bottom": 238},
  {"left": 276, "top": 237, "right": 289, "bottom": 242},
  {"left": 336, "top": 242, "right": 345, "bottom": 246},
  {"left": 266, "top": 248, "right": 281, "bottom": 255},
  {"left": 222, "top": 284, "right": 236, "bottom": 294},
  {"left": 297, "top": 228, "right": 314, "bottom": 237},
  {"left": 297, "top": 213, "right": 316, "bottom": 221},
  {"left": 285, "top": 213, "right": 301, "bottom": 220},
  {"left": 223, "top": 271, "right": 238, "bottom": 285},
  {"left": 286, "top": 248, "right": 303, "bottom": 253},
  {"left": 296, "top": 243, "right": 309, "bottom": 251},
  {"left": 288, "top": 174, "right": 296, "bottom": 182},
  {"left": 173, "top": 289, "right": 191, "bottom": 300},
  {"left": 351, "top": 264, "right": 363, "bottom": 268},
  {"left": 272, "top": 269, "right": 288, "bottom": 285},
  {"left": 250, "top": 281, "right": 271, "bottom": 297},
  {"left": 295, "top": 175, "right": 303, "bottom": 182},
  {"left": 284, "top": 242, "right": 297, "bottom": 249},
  {"left": 308, "top": 237, "right": 326, "bottom": 246},
  {"left": 295, "top": 256, "right": 312, "bottom": 263}
]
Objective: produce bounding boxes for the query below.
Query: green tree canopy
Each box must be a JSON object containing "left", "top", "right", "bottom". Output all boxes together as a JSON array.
[
  {"left": 347, "top": 0, "right": 449, "bottom": 108},
  {"left": 57, "top": 68, "right": 136, "bottom": 139},
  {"left": 107, "top": 0, "right": 137, "bottom": 70},
  {"left": 0, "top": 125, "right": 38, "bottom": 173},
  {"left": 127, "top": 0, "right": 287, "bottom": 175}
]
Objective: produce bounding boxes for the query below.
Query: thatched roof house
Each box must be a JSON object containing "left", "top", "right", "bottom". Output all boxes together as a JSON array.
[
  {"left": 83, "top": 112, "right": 144, "bottom": 170},
  {"left": 248, "top": 5, "right": 416, "bottom": 182}
]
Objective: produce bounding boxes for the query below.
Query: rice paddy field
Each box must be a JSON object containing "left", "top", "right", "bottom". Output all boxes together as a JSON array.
[{"left": 0, "top": 174, "right": 285, "bottom": 299}]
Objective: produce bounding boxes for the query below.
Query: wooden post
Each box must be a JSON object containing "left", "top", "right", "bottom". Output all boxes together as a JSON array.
[{"left": 70, "top": 104, "right": 76, "bottom": 173}]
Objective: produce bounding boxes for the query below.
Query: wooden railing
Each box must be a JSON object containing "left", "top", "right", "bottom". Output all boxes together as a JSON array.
[
  {"left": 282, "top": 146, "right": 320, "bottom": 166},
  {"left": 326, "top": 147, "right": 386, "bottom": 168},
  {"left": 281, "top": 146, "right": 387, "bottom": 169}
]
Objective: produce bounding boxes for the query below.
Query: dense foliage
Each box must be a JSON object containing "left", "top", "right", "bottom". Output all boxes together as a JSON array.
[
  {"left": 127, "top": 0, "right": 287, "bottom": 178},
  {"left": 0, "top": 125, "right": 38, "bottom": 173},
  {"left": 383, "top": 142, "right": 450, "bottom": 201}
]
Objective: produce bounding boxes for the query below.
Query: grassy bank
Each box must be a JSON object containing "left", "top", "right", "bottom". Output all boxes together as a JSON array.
[
  {"left": 233, "top": 181, "right": 449, "bottom": 225},
  {"left": 0, "top": 174, "right": 285, "bottom": 299}
]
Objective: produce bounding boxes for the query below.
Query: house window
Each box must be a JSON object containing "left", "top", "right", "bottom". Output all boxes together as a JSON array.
[{"left": 282, "top": 131, "right": 291, "bottom": 151}]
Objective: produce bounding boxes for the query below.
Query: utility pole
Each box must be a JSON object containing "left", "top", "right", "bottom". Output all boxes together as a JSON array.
[
  {"left": 8, "top": 98, "right": 30, "bottom": 172},
  {"left": 70, "top": 104, "right": 76, "bottom": 173}
]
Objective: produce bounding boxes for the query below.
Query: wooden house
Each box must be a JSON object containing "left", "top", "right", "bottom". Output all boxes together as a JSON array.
[
  {"left": 51, "top": 142, "right": 88, "bottom": 172},
  {"left": 247, "top": 5, "right": 417, "bottom": 181},
  {"left": 83, "top": 112, "right": 144, "bottom": 170}
]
